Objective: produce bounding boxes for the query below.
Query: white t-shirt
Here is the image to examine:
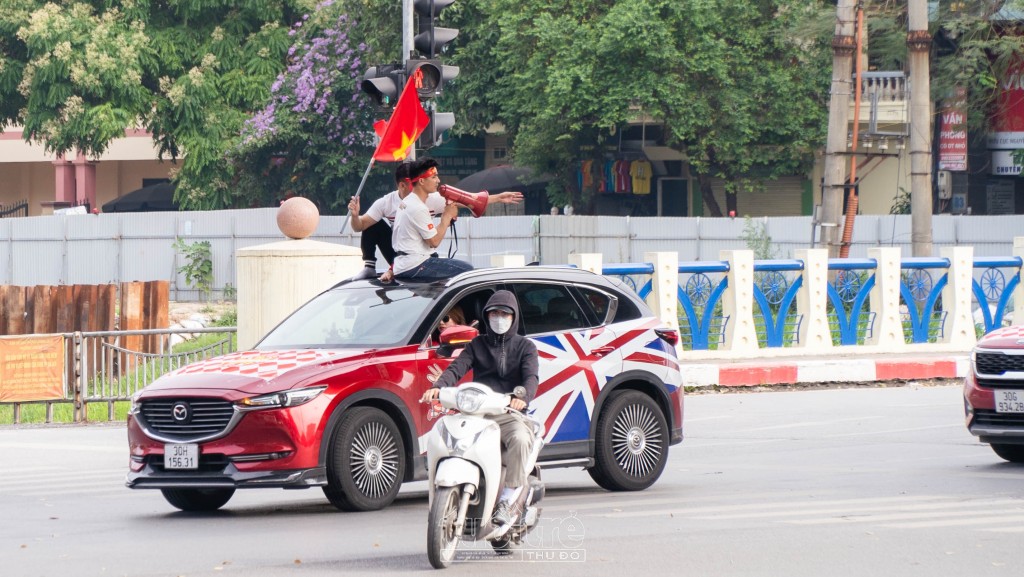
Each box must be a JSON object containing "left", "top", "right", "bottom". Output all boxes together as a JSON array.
[
  {"left": 365, "top": 189, "right": 446, "bottom": 226},
  {"left": 392, "top": 193, "right": 440, "bottom": 274}
]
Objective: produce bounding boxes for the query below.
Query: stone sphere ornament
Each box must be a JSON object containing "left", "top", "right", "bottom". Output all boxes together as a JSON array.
[{"left": 277, "top": 197, "right": 320, "bottom": 239}]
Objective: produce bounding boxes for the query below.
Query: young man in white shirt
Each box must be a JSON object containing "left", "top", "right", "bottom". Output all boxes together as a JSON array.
[
  {"left": 347, "top": 163, "right": 523, "bottom": 280},
  {"left": 391, "top": 158, "right": 474, "bottom": 282}
]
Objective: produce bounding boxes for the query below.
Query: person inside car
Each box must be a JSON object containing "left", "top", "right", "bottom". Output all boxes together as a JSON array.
[{"left": 421, "top": 290, "right": 539, "bottom": 526}]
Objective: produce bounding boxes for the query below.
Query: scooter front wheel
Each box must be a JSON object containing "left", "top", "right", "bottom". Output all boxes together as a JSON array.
[{"left": 427, "top": 486, "right": 461, "bottom": 569}]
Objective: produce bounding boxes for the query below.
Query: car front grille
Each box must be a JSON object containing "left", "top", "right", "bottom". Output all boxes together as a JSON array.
[
  {"left": 972, "top": 410, "right": 1024, "bottom": 428},
  {"left": 139, "top": 399, "right": 236, "bottom": 440},
  {"left": 976, "top": 352, "right": 1024, "bottom": 376}
]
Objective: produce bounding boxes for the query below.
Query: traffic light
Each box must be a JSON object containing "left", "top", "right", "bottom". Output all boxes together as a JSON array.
[
  {"left": 419, "top": 107, "right": 456, "bottom": 149},
  {"left": 413, "top": 0, "right": 459, "bottom": 58},
  {"left": 359, "top": 64, "right": 405, "bottom": 106},
  {"left": 408, "top": 0, "right": 460, "bottom": 99}
]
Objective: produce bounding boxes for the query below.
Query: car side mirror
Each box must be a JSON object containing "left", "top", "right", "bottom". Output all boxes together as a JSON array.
[{"left": 436, "top": 325, "right": 478, "bottom": 358}]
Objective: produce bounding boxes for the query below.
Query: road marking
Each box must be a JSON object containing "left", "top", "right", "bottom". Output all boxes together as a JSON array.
[
  {"left": 785, "top": 499, "right": 1024, "bottom": 524},
  {"left": 733, "top": 416, "right": 883, "bottom": 433},
  {"left": 882, "top": 514, "right": 1024, "bottom": 529},
  {"left": 823, "top": 423, "right": 961, "bottom": 438},
  {"left": 0, "top": 441, "right": 124, "bottom": 453},
  {"left": 589, "top": 495, "right": 946, "bottom": 518}
]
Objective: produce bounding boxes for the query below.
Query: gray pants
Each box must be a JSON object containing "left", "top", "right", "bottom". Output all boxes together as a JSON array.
[{"left": 489, "top": 411, "right": 533, "bottom": 489}]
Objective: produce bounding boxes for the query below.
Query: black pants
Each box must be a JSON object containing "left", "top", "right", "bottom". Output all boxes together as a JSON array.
[{"left": 360, "top": 219, "right": 396, "bottom": 266}]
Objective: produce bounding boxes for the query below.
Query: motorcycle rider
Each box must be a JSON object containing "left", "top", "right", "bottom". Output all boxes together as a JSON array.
[{"left": 421, "top": 290, "right": 539, "bottom": 526}]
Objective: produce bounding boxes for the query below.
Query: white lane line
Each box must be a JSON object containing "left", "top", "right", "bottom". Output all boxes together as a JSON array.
[
  {"left": 785, "top": 500, "right": 1024, "bottom": 525},
  {"left": 0, "top": 441, "right": 124, "bottom": 453},
  {"left": 882, "top": 514, "right": 1024, "bottom": 529},
  {"left": 733, "top": 416, "right": 884, "bottom": 433},
  {"left": 823, "top": 423, "right": 961, "bottom": 438},
  {"left": 590, "top": 495, "right": 946, "bottom": 518}
]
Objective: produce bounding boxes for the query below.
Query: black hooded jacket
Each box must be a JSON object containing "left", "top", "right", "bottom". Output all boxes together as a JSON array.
[{"left": 434, "top": 290, "right": 540, "bottom": 404}]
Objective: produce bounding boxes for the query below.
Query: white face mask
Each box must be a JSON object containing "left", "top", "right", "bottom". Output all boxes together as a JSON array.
[{"left": 489, "top": 315, "right": 512, "bottom": 335}]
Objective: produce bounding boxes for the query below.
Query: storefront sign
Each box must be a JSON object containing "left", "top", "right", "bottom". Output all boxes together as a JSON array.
[
  {"left": 0, "top": 335, "right": 65, "bottom": 402},
  {"left": 939, "top": 90, "right": 967, "bottom": 171},
  {"left": 990, "top": 149, "right": 1022, "bottom": 176}
]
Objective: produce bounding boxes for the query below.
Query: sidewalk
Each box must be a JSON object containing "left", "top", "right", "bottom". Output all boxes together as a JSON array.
[{"left": 682, "top": 352, "right": 969, "bottom": 388}]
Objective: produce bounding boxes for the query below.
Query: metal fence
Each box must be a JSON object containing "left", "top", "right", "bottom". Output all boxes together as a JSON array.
[
  {"left": 0, "top": 200, "right": 28, "bottom": 219},
  {"left": 3, "top": 327, "right": 236, "bottom": 424},
  {"left": 0, "top": 209, "right": 1022, "bottom": 301}
]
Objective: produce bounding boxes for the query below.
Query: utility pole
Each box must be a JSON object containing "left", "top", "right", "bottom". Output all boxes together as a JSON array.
[
  {"left": 819, "top": 0, "right": 857, "bottom": 257},
  {"left": 908, "top": 0, "right": 933, "bottom": 256}
]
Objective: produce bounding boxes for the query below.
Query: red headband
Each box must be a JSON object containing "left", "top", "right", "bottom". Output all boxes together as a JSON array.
[{"left": 409, "top": 166, "right": 438, "bottom": 183}]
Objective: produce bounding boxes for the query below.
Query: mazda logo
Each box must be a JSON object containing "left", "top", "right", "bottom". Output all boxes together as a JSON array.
[{"left": 171, "top": 402, "right": 191, "bottom": 423}]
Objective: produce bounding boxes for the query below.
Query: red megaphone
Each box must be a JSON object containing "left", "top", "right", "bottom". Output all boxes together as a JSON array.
[{"left": 438, "top": 184, "right": 489, "bottom": 218}]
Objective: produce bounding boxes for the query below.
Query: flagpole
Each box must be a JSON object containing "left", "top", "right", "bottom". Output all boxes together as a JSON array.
[{"left": 340, "top": 157, "right": 375, "bottom": 235}]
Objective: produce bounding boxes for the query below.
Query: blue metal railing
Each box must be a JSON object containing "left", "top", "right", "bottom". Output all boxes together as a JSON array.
[
  {"left": 899, "top": 258, "right": 950, "bottom": 344},
  {"left": 752, "top": 260, "right": 804, "bottom": 347},
  {"left": 827, "top": 258, "right": 877, "bottom": 345},
  {"left": 972, "top": 256, "right": 1023, "bottom": 333}
]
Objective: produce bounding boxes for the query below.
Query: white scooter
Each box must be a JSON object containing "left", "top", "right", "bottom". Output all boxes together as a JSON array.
[{"left": 425, "top": 382, "right": 545, "bottom": 569}]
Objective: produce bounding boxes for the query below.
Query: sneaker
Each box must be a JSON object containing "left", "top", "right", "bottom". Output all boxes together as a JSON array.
[
  {"left": 349, "top": 266, "right": 378, "bottom": 281},
  {"left": 492, "top": 499, "right": 519, "bottom": 526}
]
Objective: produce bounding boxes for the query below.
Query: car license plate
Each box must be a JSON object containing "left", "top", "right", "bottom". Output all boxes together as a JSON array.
[
  {"left": 995, "top": 390, "right": 1024, "bottom": 413},
  {"left": 164, "top": 444, "right": 199, "bottom": 469}
]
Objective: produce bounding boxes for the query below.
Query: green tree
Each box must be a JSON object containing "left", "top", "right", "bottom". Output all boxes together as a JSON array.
[
  {"left": 447, "top": 0, "right": 833, "bottom": 215},
  {"left": 0, "top": 0, "right": 310, "bottom": 210}
]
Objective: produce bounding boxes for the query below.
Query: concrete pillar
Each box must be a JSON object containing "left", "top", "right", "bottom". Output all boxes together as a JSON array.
[
  {"left": 568, "top": 253, "right": 602, "bottom": 274},
  {"left": 52, "top": 156, "right": 75, "bottom": 203},
  {"left": 491, "top": 254, "right": 526, "bottom": 268},
  {"left": 795, "top": 248, "right": 833, "bottom": 350},
  {"left": 940, "top": 246, "right": 976, "bottom": 346},
  {"left": 1015, "top": 237, "right": 1024, "bottom": 327},
  {"left": 866, "top": 247, "right": 905, "bottom": 348},
  {"left": 720, "top": 249, "right": 759, "bottom": 352},
  {"left": 236, "top": 239, "right": 363, "bottom": 350},
  {"left": 645, "top": 251, "right": 681, "bottom": 356},
  {"left": 73, "top": 152, "right": 97, "bottom": 210}
]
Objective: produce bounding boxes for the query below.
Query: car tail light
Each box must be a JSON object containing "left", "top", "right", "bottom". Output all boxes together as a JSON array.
[{"left": 654, "top": 328, "right": 679, "bottom": 347}]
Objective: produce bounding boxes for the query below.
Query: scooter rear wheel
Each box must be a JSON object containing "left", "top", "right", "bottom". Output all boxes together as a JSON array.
[{"left": 427, "top": 486, "right": 461, "bottom": 568}]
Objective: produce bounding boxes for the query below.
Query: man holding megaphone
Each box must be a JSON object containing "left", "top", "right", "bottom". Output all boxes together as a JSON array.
[
  {"left": 347, "top": 162, "right": 523, "bottom": 282},
  {"left": 388, "top": 158, "right": 475, "bottom": 282}
]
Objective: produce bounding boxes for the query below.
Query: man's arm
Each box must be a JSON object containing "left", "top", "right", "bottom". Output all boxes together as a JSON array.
[
  {"left": 487, "top": 191, "right": 524, "bottom": 205},
  {"left": 433, "top": 343, "right": 475, "bottom": 389},
  {"left": 425, "top": 203, "right": 460, "bottom": 249},
  {"left": 347, "top": 196, "right": 380, "bottom": 232},
  {"left": 519, "top": 339, "right": 540, "bottom": 404}
]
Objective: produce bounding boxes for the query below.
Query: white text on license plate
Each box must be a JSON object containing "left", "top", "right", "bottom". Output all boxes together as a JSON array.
[
  {"left": 164, "top": 444, "right": 199, "bottom": 469},
  {"left": 995, "top": 390, "right": 1024, "bottom": 414}
]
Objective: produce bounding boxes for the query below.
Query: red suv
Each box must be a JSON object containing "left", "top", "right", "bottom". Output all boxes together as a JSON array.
[
  {"left": 964, "top": 325, "right": 1024, "bottom": 463},
  {"left": 126, "top": 267, "right": 684, "bottom": 511}
]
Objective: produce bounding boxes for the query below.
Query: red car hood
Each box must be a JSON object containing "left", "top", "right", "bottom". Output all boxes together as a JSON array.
[
  {"left": 977, "top": 325, "right": 1024, "bottom": 350},
  {"left": 143, "top": 349, "right": 368, "bottom": 396}
]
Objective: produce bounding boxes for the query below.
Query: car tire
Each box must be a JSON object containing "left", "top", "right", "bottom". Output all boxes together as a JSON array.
[
  {"left": 588, "top": 390, "right": 669, "bottom": 491},
  {"left": 323, "top": 406, "right": 406, "bottom": 511},
  {"left": 160, "top": 488, "right": 235, "bottom": 511},
  {"left": 991, "top": 443, "right": 1024, "bottom": 463}
]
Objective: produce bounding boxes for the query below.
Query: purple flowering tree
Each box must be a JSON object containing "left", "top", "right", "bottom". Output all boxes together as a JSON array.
[{"left": 232, "top": 1, "right": 382, "bottom": 213}]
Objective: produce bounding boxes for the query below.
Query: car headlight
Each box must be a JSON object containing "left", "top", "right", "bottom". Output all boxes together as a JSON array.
[
  {"left": 237, "top": 386, "right": 327, "bottom": 411},
  {"left": 129, "top": 391, "right": 143, "bottom": 415},
  {"left": 456, "top": 388, "right": 486, "bottom": 413}
]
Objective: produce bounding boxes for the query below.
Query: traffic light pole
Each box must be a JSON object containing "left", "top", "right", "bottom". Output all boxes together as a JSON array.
[{"left": 402, "top": 0, "right": 416, "bottom": 160}]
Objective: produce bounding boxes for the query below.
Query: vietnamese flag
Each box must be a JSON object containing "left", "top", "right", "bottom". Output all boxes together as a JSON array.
[{"left": 372, "top": 69, "right": 429, "bottom": 162}]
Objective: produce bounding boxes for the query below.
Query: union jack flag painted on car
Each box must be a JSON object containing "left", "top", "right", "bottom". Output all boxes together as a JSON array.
[{"left": 529, "top": 318, "right": 681, "bottom": 444}]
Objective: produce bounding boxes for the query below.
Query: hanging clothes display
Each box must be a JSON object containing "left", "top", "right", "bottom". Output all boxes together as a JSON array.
[{"left": 631, "top": 159, "right": 653, "bottom": 194}]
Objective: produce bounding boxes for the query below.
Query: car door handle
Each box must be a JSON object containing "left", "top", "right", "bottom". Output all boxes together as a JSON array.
[{"left": 592, "top": 346, "right": 615, "bottom": 357}]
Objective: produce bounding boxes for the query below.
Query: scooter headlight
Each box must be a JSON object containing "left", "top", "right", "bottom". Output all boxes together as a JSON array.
[{"left": 456, "top": 388, "right": 486, "bottom": 413}]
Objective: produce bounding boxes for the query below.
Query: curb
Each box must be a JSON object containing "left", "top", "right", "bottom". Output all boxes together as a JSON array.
[{"left": 683, "top": 355, "right": 970, "bottom": 388}]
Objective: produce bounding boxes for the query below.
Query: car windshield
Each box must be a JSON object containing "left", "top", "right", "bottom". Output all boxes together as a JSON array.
[{"left": 256, "top": 284, "right": 439, "bottom": 349}]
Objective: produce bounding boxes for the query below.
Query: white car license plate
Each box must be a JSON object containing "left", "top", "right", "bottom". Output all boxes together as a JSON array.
[
  {"left": 995, "top": 390, "right": 1024, "bottom": 414},
  {"left": 164, "top": 444, "right": 199, "bottom": 469}
]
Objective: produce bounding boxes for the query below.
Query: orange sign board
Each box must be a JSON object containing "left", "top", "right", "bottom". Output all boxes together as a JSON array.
[{"left": 0, "top": 335, "right": 65, "bottom": 402}]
